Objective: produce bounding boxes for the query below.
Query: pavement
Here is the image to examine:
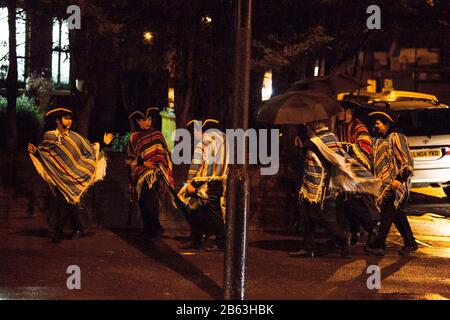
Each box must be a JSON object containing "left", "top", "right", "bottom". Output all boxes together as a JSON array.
[{"left": 0, "top": 187, "right": 449, "bottom": 300}]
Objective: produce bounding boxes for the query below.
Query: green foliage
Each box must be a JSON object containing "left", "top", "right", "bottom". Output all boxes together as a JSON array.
[
  {"left": 108, "top": 132, "right": 131, "bottom": 153},
  {"left": 252, "top": 26, "right": 333, "bottom": 72},
  {"left": 0, "top": 95, "right": 44, "bottom": 147},
  {"left": 25, "top": 74, "right": 54, "bottom": 99}
]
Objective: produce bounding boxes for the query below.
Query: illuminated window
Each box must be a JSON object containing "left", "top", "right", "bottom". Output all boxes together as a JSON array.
[
  {"left": 261, "top": 70, "right": 273, "bottom": 101},
  {"left": 0, "top": 8, "right": 27, "bottom": 82},
  {"left": 52, "top": 18, "right": 70, "bottom": 85},
  {"left": 168, "top": 87, "right": 175, "bottom": 108},
  {"left": 314, "top": 66, "right": 319, "bottom": 77},
  {"left": 367, "top": 79, "right": 377, "bottom": 93}
]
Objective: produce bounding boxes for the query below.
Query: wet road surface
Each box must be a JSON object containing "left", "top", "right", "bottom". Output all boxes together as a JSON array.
[{"left": 0, "top": 188, "right": 449, "bottom": 300}]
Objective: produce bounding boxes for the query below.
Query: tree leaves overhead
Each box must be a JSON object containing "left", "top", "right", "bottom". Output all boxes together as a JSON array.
[
  {"left": 252, "top": 26, "right": 333, "bottom": 72},
  {"left": 16, "top": 0, "right": 450, "bottom": 135}
]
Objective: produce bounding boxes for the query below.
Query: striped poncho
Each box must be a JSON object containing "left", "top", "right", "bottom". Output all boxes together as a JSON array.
[
  {"left": 373, "top": 131, "right": 414, "bottom": 209},
  {"left": 126, "top": 128, "right": 173, "bottom": 200},
  {"left": 30, "top": 130, "right": 107, "bottom": 205},
  {"left": 300, "top": 128, "right": 380, "bottom": 205},
  {"left": 335, "top": 118, "right": 373, "bottom": 170},
  {"left": 178, "top": 129, "right": 228, "bottom": 217}
]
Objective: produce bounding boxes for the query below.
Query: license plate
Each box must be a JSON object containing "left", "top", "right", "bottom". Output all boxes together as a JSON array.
[{"left": 412, "top": 149, "right": 442, "bottom": 158}]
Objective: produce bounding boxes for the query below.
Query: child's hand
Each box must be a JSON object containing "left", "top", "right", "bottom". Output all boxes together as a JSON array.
[
  {"left": 186, "top": 184, "right": 196, "bottom": 194},
  {"left": 28, "top": 143, "right": 37, "bottom": 154},
  {"left": 103, "top": 133, "right": 114, "bottom": 145}
]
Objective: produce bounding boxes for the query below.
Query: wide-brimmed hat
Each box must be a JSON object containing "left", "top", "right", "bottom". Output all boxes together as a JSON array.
[
  {"left": 340, "top": 100, "right": 362, "bottom": 110},
  {"left": 128, "top": 107, "right": 160, "bottom": 120},
  {"left": 45, "top": 106, "right": 73, "bottom": 118},
  {"left": 368, "top": 109, "right": 397, "bottom": 123},
  {"left": 186, "top": 118, "right": 220, "bottom": 130}
]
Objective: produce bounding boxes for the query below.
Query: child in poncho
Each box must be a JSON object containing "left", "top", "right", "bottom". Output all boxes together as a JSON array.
[{"left": 28, "top": 107, "right": 113, "bottom": 243}]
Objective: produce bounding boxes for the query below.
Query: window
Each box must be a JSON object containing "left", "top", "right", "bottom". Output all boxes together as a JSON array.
[
  {"left": 0, "top": 7, "right": 27, "bottom": 83},
  {"left": 261, "top": 70, "right": 273, "bottom": 101},
  {"left": 397, "top": 109, "right": 450, "bottom": 136},
  {"left": 52, "top": 18, "right": 70, "bottom": 86}
]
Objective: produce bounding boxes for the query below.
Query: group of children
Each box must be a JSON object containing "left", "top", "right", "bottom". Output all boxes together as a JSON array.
[
  {"left": 290, "top": 102, "right": 417, "bottom": 258},
  {"left": 28, "top": 102, "right": 418, "bottom": 257},
  {"left": 28, "top": 106, "right": 227, "bottom": 251}
]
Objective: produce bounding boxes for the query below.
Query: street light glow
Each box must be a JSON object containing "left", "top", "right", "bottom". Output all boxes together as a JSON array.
[
  {"left": 202, "top": 16, "right": 212, "bottom": 24},
  {"left": 143, "top": 31, "right": 154, "bottom": 43}
]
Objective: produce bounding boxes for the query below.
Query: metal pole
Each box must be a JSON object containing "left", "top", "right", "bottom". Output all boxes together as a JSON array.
[
  {"left": 356, "top": 44, "right": 368, "bottom": 99},
  {"left": 224, "top": 0, "right": 252, "bottom": 300}
]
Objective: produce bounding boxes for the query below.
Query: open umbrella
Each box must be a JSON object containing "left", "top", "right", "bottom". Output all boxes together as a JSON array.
[
  {"left": 255, "top": 90, "right": 341, "bottom": 125},
  {"left": 288, "top": 73, "right": 368, "bottom": 95}
]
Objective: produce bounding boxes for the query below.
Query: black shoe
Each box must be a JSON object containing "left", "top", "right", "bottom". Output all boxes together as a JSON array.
[
  {"left": 364, "top": 245, "right": 385, "bottom": 256},
  {"left": 49, "top": 231, "right": 62, "bottom": 243},
  {"left": 143, "top": 231, "right": 163, "bottom": 241},
  {"left": 399, "top": 243, "right": 418, "bottom": 255},
  {"left": 288, "top": 249, "right": 316, "bottom": 258},
  {"left": 71, "top": 230, "right": 84, "bottom": 240},
  {"left": 350, "top": 233, "right": 360, "bottom": 246},
  {"left": 202, "top": 237, "right": 225, "bottom": 252},
  {"left": 50, "top": 236, "right": 61, "bottom": 244},
  {"left": 178, "top": 239, "right": 202, "bottom": 250},
  {"left": 203, "top": 243, "right": 224, "bottom": 252}
]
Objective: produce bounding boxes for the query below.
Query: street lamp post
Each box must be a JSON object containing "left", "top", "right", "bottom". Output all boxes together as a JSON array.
[{"left": 224, "top": 0, "right": 252, "bottom": 300}]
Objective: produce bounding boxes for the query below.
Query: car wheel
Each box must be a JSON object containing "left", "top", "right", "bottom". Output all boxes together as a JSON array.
[{"left": 444, "top": 186, "right": 450, "bottom": 198}]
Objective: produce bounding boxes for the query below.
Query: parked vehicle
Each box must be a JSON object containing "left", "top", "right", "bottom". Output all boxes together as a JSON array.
[
  {"left": 389, "top": 101, "right": 450, "bottom": 197},
  {"left": 371, "top": 90, "right": 439, "bottom": 104}
]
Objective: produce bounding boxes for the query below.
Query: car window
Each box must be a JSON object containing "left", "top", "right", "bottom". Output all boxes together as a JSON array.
[{"left": 396, "top": 109, "right": 450, "bottom": 136}]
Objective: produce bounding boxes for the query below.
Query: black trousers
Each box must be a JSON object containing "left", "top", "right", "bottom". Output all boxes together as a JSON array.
[
  {"left": 138, "top": 183, "right": 163, "bottom": 236},
  {"left": 48, "top": 189, "right": 82, "bottom": 238},
  {"left": 187, "top": 199, "right": 225, "bottom": 244},
  {"left": 372, "top": 191, "right": 416, "bottom": 249},
  {"left": 336, "top": 194, "right": 378, "bottom": 235},
  {"left": 303, "top": 201, "right": 347, "bottom": 251}
]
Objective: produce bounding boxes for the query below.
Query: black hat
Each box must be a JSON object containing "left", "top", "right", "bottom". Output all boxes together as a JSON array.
[
  {"left": 340, "top": 100, "right": 361, "bottom": 110},
  {"left": 128, "top": 107, "right": 160, "bottom": 120},
  {"left": 186, "top": 118, "right": 220, "bottom": 130},
  {"left": 368, "top": 109, "right": 397, "bottom": 123},
  {"left": 45, "top": 106, "right": 73, "bottom": 118}
]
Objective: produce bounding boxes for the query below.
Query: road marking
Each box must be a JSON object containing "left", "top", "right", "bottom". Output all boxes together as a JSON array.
[
  {"left": 426, "top": 213, "right": 447, "bottom": 219},
  {"left": 179, "top": 252, "right": 196, "bottom": 256},
  {"left": 414, "top": 239, "right": 433, "bottom": 248}
]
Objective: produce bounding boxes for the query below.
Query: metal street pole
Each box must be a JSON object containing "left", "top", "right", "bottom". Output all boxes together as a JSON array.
[{"left": 224, "top": 0, "right": 252, "bottom": 300}]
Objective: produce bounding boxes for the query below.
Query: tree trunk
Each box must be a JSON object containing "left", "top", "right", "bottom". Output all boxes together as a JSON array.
[
  {"left": 179, "top": 34, "right": 194, "bottom": 128},
  {"left": 28, "top": 8, "right": 53, "bottom": 113},
  {"left": 69, "top": 18, "right": 98, "bottom": 138},
  {"left": 6, "top": 0, "right": 18, "bottom": 150},
  {"left": 120, "top": 71, "right": 136, "bottom": 132},
  {"left": 29, "top": 9, "right": 52, "bottom": 78},
  {"left": 77, "top": 80, "right": 97, "bottom": 137}
]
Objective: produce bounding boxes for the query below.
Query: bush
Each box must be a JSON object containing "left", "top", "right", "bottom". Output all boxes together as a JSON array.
[
  {"left": 108, "top": 132, "right": 131, "bottom": 153},
  {"left": 25, "top": 74, "right": 54, "bottom": 101},
  {"left": 0, "top": 95, "right": 44, "bottom": 148}
]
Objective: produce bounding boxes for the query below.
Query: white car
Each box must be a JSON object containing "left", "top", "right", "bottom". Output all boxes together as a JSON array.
[{"left": 391, "top": 101, "right": 450, "bottom": 197}]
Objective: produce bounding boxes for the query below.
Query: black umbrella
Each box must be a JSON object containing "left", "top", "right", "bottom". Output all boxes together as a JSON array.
[
  {"left": 288, "top": 73, "right": 368, "bottom": 95},
  {"left": 255, "top": 90, "right": 341, "bottom": 125}
]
